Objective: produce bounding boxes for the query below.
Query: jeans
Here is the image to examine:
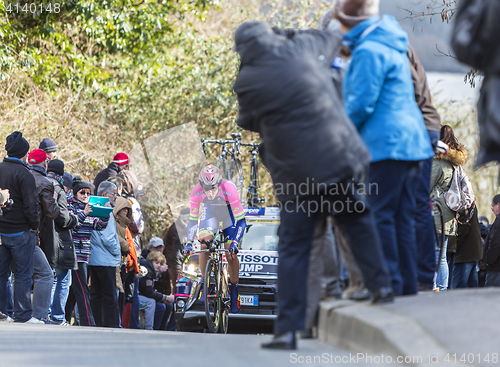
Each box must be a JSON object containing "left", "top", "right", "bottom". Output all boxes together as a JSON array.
[
  {"left": 368, "top": 160, "right": 422, "bottom": 295},
  {"left": 485, "top": 270, "right": 500, "bottom": 287},
  {"left": 5, "top": 277, "right": 13, "bottom": 317},
  {"left": 0, "top": 231, "right": 36, "bottom": 322},
  {"left": 415, "top": 132, "right": 439, "bottom": 289},
  {"left": 50, "top": 268, "right": 72, "bottom": 322},
  {"left": 89, "top": 266, "right": 119, "bottom": 328},
  {"left": 275, "top": 182, "right": 391, "bottom": 334},
  {"left": 129, "top": 277, "right": 141, "bottom": 329},
  {"left": 434, "top": 236, "right": 449, "bottom": 291},
  {"left": 70, "top": 262, "right": 95, "bottom": 326},
  {"left": 139, "top": 295, "right": 166, "bottom": 330},
  {"left": 451, "top": 261, "right": 479, "bottom": 289},
  {"left": 32, "top": 246, "right": 55, "bottom": 320}
]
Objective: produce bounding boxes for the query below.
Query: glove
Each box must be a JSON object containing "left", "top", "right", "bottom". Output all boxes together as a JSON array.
[
  {"left": 228, "top": 241, "right": 239, "bottom": 255},
  {"left": 183, "top": 242, "right": 193, "bottom": 256}
]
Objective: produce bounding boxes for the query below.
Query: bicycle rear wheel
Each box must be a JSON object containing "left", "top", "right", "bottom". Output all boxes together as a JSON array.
[{"left": 204, "top": 258, "right": 221, "bottom": 333}]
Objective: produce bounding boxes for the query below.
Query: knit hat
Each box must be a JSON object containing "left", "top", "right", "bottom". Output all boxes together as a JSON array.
[
  {"left": 72, "top": 176, "right": 95, "bottom": 195},
  {"left": 112, "top": 152, "right": 130, "bottom": 166},
  {"left": 47, "top": 159, "right": 65, "bottom": 176},
  {"left": 39, "top": 138, "right": 58, "bottom": 153},
  {"left": 333, "top": 0, "right": 379, "bottom": 29},
  {"left": 5, "top": 131, "right": 30, "bottom": 158},
  {"left": 28, "top": 149, "right": 50, "bottom": 165},
  {"left": 149, "top": 237, "right": 164, "bottom": 248},
  {"left": 62, "top": 172, "right": 73, "bottom": 188}
]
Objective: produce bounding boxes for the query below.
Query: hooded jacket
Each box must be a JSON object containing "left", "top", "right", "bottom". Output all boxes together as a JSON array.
[
  {"left": 343, "top": 15, "right": 434, "bottom": 163},
  {"left": 234, "top": 22, "right": 371, "bottom": 202},
  {"left": 114, "top": 197, "right": 140, "bottom": 274},
  {"left": 47, "top": 173, "right": 79, "bottom": 270},
  {"left": 89, "top": 210, "right": 121, "bottom": 267},
  {"left": 430, "top": 148, "right": 468, "bottom": 236}
]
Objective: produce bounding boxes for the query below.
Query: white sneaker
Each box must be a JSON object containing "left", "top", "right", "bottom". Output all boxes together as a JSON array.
[
  {"left": 0, "top": 312, "right": 13, "bottom": 323},
  {"left": 25, "top": 317, "right": 44, "bottom": 324}
]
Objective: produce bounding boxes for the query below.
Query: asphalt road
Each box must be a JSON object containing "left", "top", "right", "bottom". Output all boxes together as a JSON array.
[{"left": 0, "top": 323, "right": 404, "bottom": 367}]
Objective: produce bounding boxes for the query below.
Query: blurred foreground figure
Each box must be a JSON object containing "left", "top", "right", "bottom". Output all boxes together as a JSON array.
[{"left": 233, "top": 19, "right": 392, "bottom": 350}]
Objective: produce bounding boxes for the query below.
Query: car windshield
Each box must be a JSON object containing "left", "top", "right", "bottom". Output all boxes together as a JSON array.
[{"left": 240, "top": 221, "right": 279, "bottom": 251}]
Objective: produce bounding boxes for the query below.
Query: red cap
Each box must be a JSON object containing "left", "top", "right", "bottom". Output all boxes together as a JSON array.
[
  {"left": 112, "top": 152, "right": 129, "bottom": 166},
  {"left": 28, "top": 149, "right": 50, "bottom": 164}
]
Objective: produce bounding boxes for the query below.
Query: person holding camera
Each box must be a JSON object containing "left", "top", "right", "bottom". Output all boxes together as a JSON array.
[{"left": 0, "top": 131, "right": 40, "bottom": 323}]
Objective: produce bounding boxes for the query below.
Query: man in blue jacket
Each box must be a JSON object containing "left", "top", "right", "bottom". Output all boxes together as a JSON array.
[{"left": 332, "top": 0, "right": 434, "bottom": 295}]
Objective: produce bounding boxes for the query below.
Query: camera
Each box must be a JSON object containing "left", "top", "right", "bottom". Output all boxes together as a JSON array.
[{"left": 0, "top": 199, "right": 14, "bottom": 217}]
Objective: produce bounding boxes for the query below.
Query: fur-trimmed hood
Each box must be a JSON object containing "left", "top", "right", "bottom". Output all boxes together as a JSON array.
[{"left": 435, "top": 147, "right": 468, "bottom": 166}]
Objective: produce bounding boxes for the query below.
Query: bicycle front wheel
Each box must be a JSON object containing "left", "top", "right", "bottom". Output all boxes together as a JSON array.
[
  {"left": 218, "top": 263, "right": 229, "bottom": 334},
  {"left": 204, "top": 258, "right": 221, "bottom": 333}
]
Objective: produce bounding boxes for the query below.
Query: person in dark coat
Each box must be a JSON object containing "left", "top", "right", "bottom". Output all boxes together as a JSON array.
[
  {"left": 233, "top": 20, "right": 392, "bottom": 350},
  {"left": 162, "top": 208, "right": 189, "bottom": 287},
  {"left": 93, "top": 153, "right": 129, "bottom": 191},
  {"left": 483, "top": 194, "right": 500, "bottom": 286},
  {"left": 0, "top": 131, "right": 40, "bottom": 323},
  {"left": 46, "top": 159, "right": 79, "bottom": 325},
  {"left": 29, "top": 149, "right": 60, "bottom": 323},
  {"left": 452, "top": 205, "right": 483, "bottom": 288}
]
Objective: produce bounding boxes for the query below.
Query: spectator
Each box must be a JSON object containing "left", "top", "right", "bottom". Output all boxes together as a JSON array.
[
  {"left": 145, "top": 237, "right": 172, "bottom": 300},
  {"left": 66, "top": 177, "right": 109, "bottom": 326},
  {"left": 407, "top": 44, "right": 442, "bottom": 291},
  {"left": 107, "top": 176, "right": 124, "bottom": 197},
  {"left": 28, "top": 149, "right": 60, "bottom": 324},
  {"left": 333, "top": 0, "right": 434, "bottom": 295},
  {"left": 94, "top": 153, "right": 129, "bottom": 190},
  {"left": 39, "top": 138, "right": 58, "bottom": 159},
  {"left": 138, "top": 251, "right": 174, "bottom": 330},
  {"left": 162, "top": 208, "right": 190, "bottom": 287},
  {"left": 452, "top": 205, "right": 483, "bottom": 288},
  {"left": 234, "top": 20, "right": 392, "bottom": 350},
  {"left": 430, "top": 125, "right": 467, "bottom": 291},
  {"left": 46, "top": 159, "right": 79, "bottom": 325},
  {"left": 483, "top": 194, "right": 500, "bottom": 286},
  {"left": 0, "top": 131, "right": 40, "bottom": 323},
  {"left": 62, "top": 172, "right": 73, "bottom": 195},
  {"left": 88, "top": 181, "right": 121, "bottom": 328}
]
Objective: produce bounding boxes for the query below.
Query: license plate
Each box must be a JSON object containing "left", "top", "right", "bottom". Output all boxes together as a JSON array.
[{"left": 240, "top": 295, "right": 258, "bottom": 306}]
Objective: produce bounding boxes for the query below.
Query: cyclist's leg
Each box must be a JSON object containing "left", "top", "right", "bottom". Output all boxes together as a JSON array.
[
  {"left": 222, "top": 222, "right": 240, "bottom": 283},
  {"left": 198, "top": 205, "right": 218, "bottom": 277}
]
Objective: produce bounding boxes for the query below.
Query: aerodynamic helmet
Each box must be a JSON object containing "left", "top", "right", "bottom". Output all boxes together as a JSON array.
[{"left": 199, "top": 165, "right": 223, "bottom": 189}]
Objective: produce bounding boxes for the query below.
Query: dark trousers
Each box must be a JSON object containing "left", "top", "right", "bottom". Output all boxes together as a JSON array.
[
  {"left": 70, "top": 262, "right": 95, "bottom": 326},
  {"left": 275, "top": 182, "right": 391, "bottom": 334},
  {"left": 89, "top": 265, "right": 119, "bottom": 328},
  {"left": 368, "top": 160, "right": 421, "bottom": 295}
]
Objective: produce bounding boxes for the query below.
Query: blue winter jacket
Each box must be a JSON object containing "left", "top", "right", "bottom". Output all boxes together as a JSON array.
[
  {"left": 88, "top": 213, "right": 121, "bottom": 267},
  {"left": 343, "top": 15, "right": 434, "bottom": 163}
]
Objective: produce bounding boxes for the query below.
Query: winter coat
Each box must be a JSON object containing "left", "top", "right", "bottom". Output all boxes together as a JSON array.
[
  {"left": 67, "top": 197, "right": 108, "bottom": 263},
  {"left": 31, "top": 166, "right": 60, "bottom": 267},
  {"left": 455, "top": 206, "right": 483, "bottom": 264},
  {"left": 93, "top": 163, "right": 121, "bottom": 193},
  {"left": 0, "top": 158, "right": 39, "bottom": 233},
  {"left": 430, "top": 148, "right": 468, "bottom": 236},
  {"left": 407, "top": 44, "right": 441, "bottom": 133},
  {"left": 234, "top": 22, "right": 371, "bottom": 202},
  {"left": 162, "top": 219, "right": 187, "bottom": 283},
  {"left": 114, "top": 197, "right": 140, "bottom": 274},
  {"left": 89, "top": 213, "right": 121, "bottom": 267},
  {"left": 484, "top": 214, "right": 500, "bottom": 272},
  {"left": 47, "top": 173, "right": 79, "bottom": 270},
  {"left": 343, "top": 15, "right": 434, "bottom": 163},
  {"left": 138, "top": 258, "right": 167, "bottom": 303}
]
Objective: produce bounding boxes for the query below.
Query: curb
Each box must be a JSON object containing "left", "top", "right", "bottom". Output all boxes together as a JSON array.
[{"left": 317, "top": 300, "right": 476, "bottom": 367}]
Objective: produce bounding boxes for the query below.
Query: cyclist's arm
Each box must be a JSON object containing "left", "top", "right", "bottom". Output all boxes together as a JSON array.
[
  {"left": 186, "top": 201, "right": 201, "bottom": 244},
  {"left": 225, "top": 182, "right": 247, "bottom": 243}
]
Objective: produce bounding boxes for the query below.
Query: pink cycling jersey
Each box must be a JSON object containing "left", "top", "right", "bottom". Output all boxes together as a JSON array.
[{"left": 189, "top": 179, "right": 245, "bottom": 222}]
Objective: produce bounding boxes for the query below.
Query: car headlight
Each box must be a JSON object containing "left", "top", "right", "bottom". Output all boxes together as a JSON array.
[
  {"left": 177, "top": 299, "right": 186, "bottom": 309},
  {"left": 187, "top": 264, "right": 195, "bottom": 274}
]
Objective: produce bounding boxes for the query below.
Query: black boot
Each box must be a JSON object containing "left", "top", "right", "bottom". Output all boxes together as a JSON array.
[
  {"left": 372, "top": 287, "right": 394, "bottom": 304},
  {"left": 261, "top": 331, "right": 297, "bottom": 350}
]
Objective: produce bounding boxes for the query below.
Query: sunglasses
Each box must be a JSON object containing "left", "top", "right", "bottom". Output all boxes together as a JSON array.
[
  {"left": 78, "top": 190, "right": 92, "bottom": 196},
  {"left": 202, "top": 184, "right": 218, "bottom": 192}
]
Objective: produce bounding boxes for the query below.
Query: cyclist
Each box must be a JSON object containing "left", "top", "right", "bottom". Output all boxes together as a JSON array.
[{"left": 183, "top": 165, "right": 246, "bottom": 313}]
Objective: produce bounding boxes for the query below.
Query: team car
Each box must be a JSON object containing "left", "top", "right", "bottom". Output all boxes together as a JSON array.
[{"left": 174, "top": 207, "right": 280, "bottom": 332}]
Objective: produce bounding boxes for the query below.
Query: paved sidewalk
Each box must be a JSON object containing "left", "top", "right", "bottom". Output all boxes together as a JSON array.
[{"left": 318, "top": 288, "right": 500, "bottom": 367}]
